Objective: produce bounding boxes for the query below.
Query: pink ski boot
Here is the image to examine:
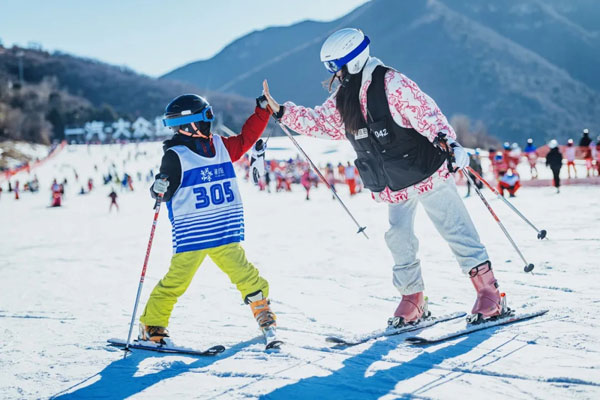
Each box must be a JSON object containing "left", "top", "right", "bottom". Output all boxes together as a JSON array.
[
  {"left": 469, "top": 262, "right": 505, "bottom": 323},
  {"left": 388, "top": 292, "right": 429, "bottom": 328}
]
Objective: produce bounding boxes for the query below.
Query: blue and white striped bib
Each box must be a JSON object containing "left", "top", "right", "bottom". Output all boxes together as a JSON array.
[{"left": 166, "top": 135, "right": 244, "bottom": 253}]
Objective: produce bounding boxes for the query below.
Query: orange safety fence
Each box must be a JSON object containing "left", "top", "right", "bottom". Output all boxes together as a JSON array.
[{"left": 1, "top": 140, "right": 66, "bottom": 182}]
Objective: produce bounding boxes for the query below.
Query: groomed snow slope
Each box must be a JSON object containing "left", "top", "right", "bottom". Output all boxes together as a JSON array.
[{"left": 1, "top": 141, "right": 599, "bottom": 400}]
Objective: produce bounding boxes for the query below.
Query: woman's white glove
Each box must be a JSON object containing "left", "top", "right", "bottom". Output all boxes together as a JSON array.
[{"left": 447, "top": 138, "right": 469, "bottom": 169}]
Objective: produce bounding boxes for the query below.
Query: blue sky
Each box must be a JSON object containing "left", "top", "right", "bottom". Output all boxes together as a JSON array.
[{"left": 0, "top": 0, "right": 368, "bottom": 77}]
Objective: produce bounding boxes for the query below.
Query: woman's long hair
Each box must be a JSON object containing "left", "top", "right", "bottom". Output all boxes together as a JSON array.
[{"left": 332, "top": 67, "right": 365, "bottom": 135}]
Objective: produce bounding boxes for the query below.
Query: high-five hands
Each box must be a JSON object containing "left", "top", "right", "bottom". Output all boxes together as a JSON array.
[{"left": 262, "top": 80, "right": 281, "bottom": 115}]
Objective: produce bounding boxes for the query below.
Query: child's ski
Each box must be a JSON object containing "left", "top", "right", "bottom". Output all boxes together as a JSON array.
[{"left": 107, "top": 338, "right": 225, "bottom": 356}]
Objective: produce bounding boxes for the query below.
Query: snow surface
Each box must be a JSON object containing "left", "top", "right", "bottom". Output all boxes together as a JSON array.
[{"left": 1, "top": 140, "right": 599, "bottom": 399}]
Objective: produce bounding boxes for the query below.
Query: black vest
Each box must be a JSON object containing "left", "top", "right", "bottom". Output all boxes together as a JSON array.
[{"left": 346, "top": 66, "right": 447, "bottom": 192}]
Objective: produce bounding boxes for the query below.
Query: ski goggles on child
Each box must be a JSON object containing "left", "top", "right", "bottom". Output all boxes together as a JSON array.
[
  {"left": 322, "top": 36, "right": 370, "bottom": 74},
  {"left": 162, "top": 106, "right": 214, "bottom": 127}
]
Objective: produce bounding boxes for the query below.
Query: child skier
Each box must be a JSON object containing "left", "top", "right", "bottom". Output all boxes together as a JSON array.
[{"left": 138, "top": 94, "right": 278, "bottom": 346}]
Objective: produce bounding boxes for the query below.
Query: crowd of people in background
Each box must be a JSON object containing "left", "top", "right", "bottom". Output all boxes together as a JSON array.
[
  {"left": 237, "top": 155, "right": 364, "bottom": 200},
  {"left": 1, "top": 128, "right": 598, "bottom": 204},
  {"left": 233, "top": 127, "right": 599, "bottom": 200},
  {"left": 464, "top": 128, "right": 600, "bottom": 197},
  {"left": 0, "top": 146, "right": 156, "bottom": 209}
]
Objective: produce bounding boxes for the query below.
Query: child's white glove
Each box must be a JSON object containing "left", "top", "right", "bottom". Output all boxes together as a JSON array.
[{"left": 150, "top": 174, "right": 169, "bottom": 199}]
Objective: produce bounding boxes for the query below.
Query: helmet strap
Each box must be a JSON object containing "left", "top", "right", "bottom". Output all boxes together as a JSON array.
[
  {"left": 178, "top": 122, "right": 211, "bottom": 139},
  {"left": 339, "top": 67, "right": 351, "bottom": 88}
]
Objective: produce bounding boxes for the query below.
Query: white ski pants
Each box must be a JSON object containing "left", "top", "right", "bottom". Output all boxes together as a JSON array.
[{"left": 385, "top": 179, "right": 489, "bottom": 295}]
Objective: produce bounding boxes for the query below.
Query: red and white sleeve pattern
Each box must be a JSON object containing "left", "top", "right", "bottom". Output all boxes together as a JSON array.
[
  {"left": 384, "top": 69, "right": 456, "bottom": 143},
  {"left": 280, "top": 93, "right": 346, "bottom": 141}
]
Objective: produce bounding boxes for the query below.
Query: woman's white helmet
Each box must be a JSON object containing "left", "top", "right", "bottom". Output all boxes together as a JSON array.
[
  {"left": 548, "top": 139, "right": 558, "bottom": 149},
  {"left": 320, "top": 28, "right": 370, "bottom": 75}
]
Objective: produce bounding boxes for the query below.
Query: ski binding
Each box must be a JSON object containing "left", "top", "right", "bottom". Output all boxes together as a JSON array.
[
  {"left": 405, "top": 309, "right": 549, "bottom": 345},
  {"left": 325, "top": 311, "right": 466, "bottom": 347}
]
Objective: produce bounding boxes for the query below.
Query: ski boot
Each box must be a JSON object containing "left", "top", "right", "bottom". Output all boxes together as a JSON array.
[
  {"left": 138, "top": 324, "right": 170, "bottom": 344},
  {"left": 467, "top": 262, "right": 509, "bottom": 324},
  {"left": 246, "top": 291, "right": 281, "bottom": 349},
  {"left": 388, "top": 292, "right": 430, "bottom": 328}
]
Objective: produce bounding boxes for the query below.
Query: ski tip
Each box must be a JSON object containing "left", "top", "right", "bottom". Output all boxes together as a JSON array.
[
  {"left": 206, "top": 345, "right": 226, "bottom": 355},
  {"left": 325, "top": 336, "right": 347, "bottom": 344},
  {"left": 405, "top": 336, "right": 428, "bottom": 345},
  {"left": 266, "top": 340, "right": 283, "bottom": 350}
]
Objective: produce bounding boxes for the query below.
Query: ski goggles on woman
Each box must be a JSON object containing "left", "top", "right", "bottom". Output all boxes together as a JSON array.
[
  {"left": 322, "top": 36, "right": 370, "bottom": 74},
  {"left": 162, "top": 106, "right": 214, "bottom": 127}
]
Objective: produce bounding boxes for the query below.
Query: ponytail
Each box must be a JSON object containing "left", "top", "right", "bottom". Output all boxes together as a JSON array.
[{"left": 335, "top": 68, "right": 364, "bottom": 134}]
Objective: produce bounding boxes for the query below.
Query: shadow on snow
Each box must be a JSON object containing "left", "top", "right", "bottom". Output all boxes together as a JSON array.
[
  {"left": 51, "top": 337, "right": 262, "bottom": 399},
  {"left": 261, "top": 330, "right": 492, "bottom": 400},
  {"left": 51, "top": 329, "right": 496, "bottom": 399}
]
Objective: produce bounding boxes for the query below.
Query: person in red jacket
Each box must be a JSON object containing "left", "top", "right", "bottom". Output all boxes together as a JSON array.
[
  {"left": 344, "top": 161, "right": 357, "bottom": 195},
  {"left": 50, "top": 179, "right": 62, "bottom": 207},
  {"left": 497, "top": 171, "right": 521, "bottom": 197},
  {"left": 138, "top": 94, "right": 279, "bottom": 347}
]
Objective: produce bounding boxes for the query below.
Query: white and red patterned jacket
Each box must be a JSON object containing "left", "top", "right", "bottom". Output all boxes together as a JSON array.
[{"left": 281, "top": 57, "right": 456, "bottom": 203}]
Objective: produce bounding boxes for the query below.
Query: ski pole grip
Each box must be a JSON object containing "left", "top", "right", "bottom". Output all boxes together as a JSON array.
[{"left": 153, "top": 192, "right": 164, "bottom": 209}]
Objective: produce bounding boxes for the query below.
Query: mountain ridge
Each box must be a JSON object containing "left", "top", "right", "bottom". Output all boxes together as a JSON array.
[{"left": 163, "top": 0, "right": 600, "bottom": 143}]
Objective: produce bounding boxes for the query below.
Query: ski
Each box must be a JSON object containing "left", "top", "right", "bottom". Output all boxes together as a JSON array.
[
  {"left": 107, "top": 338, "right": 225, "bottom": 356},
  {"left": 405, "top": 309, "right": 548, "bottom": 345},
  {"left": 325, "top": 311, "right": 466, "bottom": 347}
]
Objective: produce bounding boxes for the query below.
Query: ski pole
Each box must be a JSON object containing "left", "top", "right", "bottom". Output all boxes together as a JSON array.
[
  {"left": 466, "top": 166, "right": 547, "bottom": 240},
  {"left": 274, "top": 121, "right": 368, "bottom": 239},
  {"left": 124, "top": 193, "right": 164, "bottom": 352},
  {"left": 463, "top": 170, "right": 534, "bottom": 273}
]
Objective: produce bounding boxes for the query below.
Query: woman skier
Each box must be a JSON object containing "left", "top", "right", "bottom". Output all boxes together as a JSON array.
[
  {"left": 262, "top": 28, "right": 503, "bottom": 326},
  {"left": 139, "top": 94, "right": 278, "bottom": 346}
]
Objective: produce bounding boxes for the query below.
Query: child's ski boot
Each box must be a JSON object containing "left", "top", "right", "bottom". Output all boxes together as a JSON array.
[
  {"left": 138, "top": 324, "right": 170, "bottom": 344},
  {"left": 246, "top": 291, "right": 282, "bottom": 349}
]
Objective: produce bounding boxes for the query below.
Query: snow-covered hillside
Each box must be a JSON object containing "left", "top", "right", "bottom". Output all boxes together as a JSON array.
[{"left": 1, "top": 141, "right": 599, "bottom": 399}]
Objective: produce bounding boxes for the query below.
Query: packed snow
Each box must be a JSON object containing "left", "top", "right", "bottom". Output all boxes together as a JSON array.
[{"left": 1, "top": 140, "right": 599, "bottom": 399}]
